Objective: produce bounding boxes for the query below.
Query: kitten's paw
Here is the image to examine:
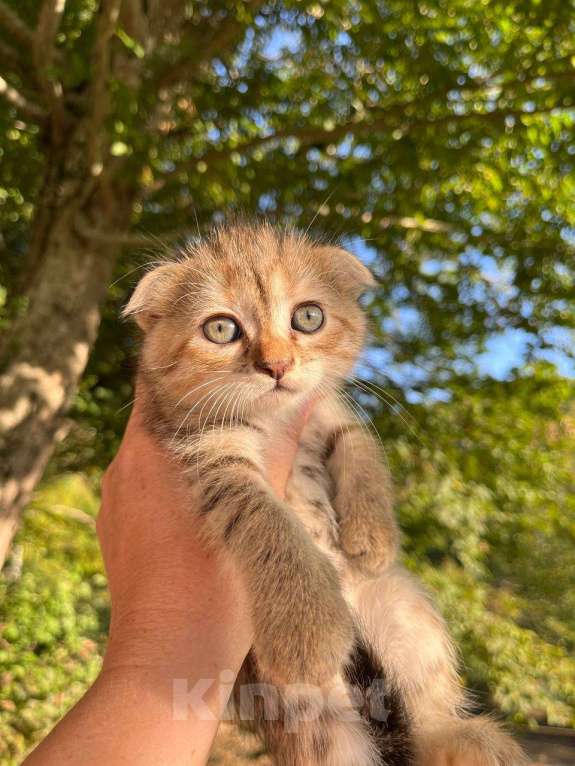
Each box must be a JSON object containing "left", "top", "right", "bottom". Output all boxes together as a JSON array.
[
  {"left": 416, "top": 717, "right": 528, "bottom": 766},
  {"left": 338, "top": 510, "right": 398, "bottom": 577},
  {"left": 253, "top": 555, "right": 354, "bottom": 686}
]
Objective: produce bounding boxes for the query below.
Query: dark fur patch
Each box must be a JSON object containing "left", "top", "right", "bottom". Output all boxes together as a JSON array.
[
  {"left": 311, "top": 724, "right": 331, "bottom": 762},
  {"left": 201, "top": 485, "right": 228, "bottom": 514},
  {"left": 223, "top": 509, "right": 244, "bottom": 541},
  {"left": 322, "top": 424, "right": 363, "bottom": 462},
  {"left": 253, "top": 268, "right": 269, "bottom": 307},
  {"left": 345, "top": 638, "right": 415, "bottom": 766},
  {"left": 310, "top": 498, "right": 329, "bottom": 514},
  {"left": 236, "top": 638, "right": 413, "bottom": 765},
  {"left": 206, "top": 455, "right": 256, "bottom": 471},
  {"left": 201, "top": 483, "right": 244, "bottom": 514},
  {"left": 301, "top": 464, "right": 321, "bottom": 480},
  {"left": 255, "top": 548, "right": 273, "bottom": 568},
  {"left": 322, "top": 431, "right": 341, "bottom": 461}
]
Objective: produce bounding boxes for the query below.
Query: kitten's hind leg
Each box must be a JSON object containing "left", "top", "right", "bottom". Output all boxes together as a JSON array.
[
  {"left": 234, "top": 654, "right": 380, "bottom": 766},
  {"left": 416, "top": 717, "right": 528, "bottom": 766},
  {"left": 355, "top": 566, "right": 527, "bottom": 766}
]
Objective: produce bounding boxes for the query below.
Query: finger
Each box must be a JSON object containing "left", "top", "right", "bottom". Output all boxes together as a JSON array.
[
  {"left": 121, "top": 385, "right": 146, "bottom": 438},
  {"left": 115, "top": 379, "right": 156, "bottom": 460},
  {"left": 283, "top": 396, "right": 316, "bottom": 445},
  {"left": 266, "top": 397, "right": 317, "bottom": 496}
]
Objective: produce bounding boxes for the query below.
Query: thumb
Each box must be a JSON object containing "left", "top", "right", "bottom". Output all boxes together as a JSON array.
[{"left": 266, "top": 397, "right": 316, "bottom": 497}]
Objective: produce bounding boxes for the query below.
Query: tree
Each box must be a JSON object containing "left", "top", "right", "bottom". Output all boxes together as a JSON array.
[{"left": 1, "top": 0, "right": 574, "bottom": 567}]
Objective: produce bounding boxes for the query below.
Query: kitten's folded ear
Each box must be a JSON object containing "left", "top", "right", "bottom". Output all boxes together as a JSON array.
[
  {"left": 315, "top": 246, "right": 376, "bottom": 298},
  {"left": 122, "top": 262, "right": 181, "bottom": 331}
]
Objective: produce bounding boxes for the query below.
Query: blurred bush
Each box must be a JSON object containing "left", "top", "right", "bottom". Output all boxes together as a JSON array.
[
  {"left": 0, "top": 475, "right": 107, "bottom": 765},
  {"left": 384, "top": 363, "right": 575, "bottom": 725}
]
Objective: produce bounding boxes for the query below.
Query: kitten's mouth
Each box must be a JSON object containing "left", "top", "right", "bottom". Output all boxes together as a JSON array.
[
  {"left": 271, "top": 381, "right": 293, "bottom": 394},
  {"left": 258, "top": 380, "right": 296, "bottom": 399}
]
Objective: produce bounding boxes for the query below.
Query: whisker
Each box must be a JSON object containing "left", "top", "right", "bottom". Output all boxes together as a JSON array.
[
  {"left": 352, "top": 375, "right": 416, "bottom": 425},
  {"left": 303, "top": 188, "right": 337, "bottom": 240},
  {"left": 109, "top": 258, "right": 172, "bottom": 289},
  {"left": 144, "top": 360, "right": 179, "bottom": 372},
  {"left": 171, "top": 380, "right": 229, "bottom": 445},
  {"left": 172, "top": 375, "right": 226, "bottom": 411},
  {"left": 171, "top": 387, "right": 222, "bottom": 446},
  {"left": 337, "top": 386, "right": 387, "bottom": 458},
  {"left": 218, "top": 381, "right": 238, "bottom": 437},
  {"left": 115, "top": 395, "right": 138, "bottom": 415},
  {"left": 349, "top": 376, "right": 421, "bottom": 443},
  {"left": 191, "top": 383, "right": 236, "bottom": 481}
]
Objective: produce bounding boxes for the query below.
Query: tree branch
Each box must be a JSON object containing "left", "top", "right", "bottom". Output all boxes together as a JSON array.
[
  {"left": 119, "top": 0, "right": 149, "bottom": 48},
  {"left": 75, "top": 216, "right": 192, "bottom": 248},
  {"left": 0, "top": 1, "right": 35, "bottom": 50},
  {"left": 86, "top": 0, "right": 122, "bottom": 174},
  {"left": 0, "top": 38, "right": 33, "bottom": 81},
  {"left": 0, "top": 74, "right": 47, "bottom": 120},
  {"left": 146, "top": 0, "right": 188, "bottom": 40},
  {"left": 162, "top": 60, "right": 574, "bottom": 172},
  {"left": 187, "top": 96, "right": 571, "bottom": 170},
  {"left": 404, "top": 103, "right": 567, "bottom": 132},
  {"left": 35, "top": 0, "right": 66, "bottom": 72},
  {"left": 155, "top": 0, "right": 266, "bottom": 90},
  {"left": 34, "top": 0, "right": 67, "bottom": 133},
  {"left": 379, "top": 216, "right": 453, "bottom": 234}
]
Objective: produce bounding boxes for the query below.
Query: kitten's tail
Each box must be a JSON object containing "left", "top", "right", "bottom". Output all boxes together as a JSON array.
[
  {"left": 343, "top": 636, "right": 415, "bottom": 766},
  {"left": 234, "top": 643, "right": 414, "bottom": 766},
  {"left": 277, "top": 637, "right": 415, "bottom": 766}
]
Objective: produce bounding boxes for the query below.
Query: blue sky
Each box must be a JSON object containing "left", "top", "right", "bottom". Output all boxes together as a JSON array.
[{"left": 350, "top": 238, "right": 575, "bottom": 389}]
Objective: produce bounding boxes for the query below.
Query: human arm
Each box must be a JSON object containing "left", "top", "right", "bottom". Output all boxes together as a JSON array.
[{"left": 23, "top": 397, "right": 308, "bottom": 766}]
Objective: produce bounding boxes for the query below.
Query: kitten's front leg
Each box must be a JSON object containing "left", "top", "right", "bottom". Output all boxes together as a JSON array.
[
  {"left": 326, "top": 422, "right": 399, "bottom": 577},
  {"left": 192, "top": 433, "right": 354, "bottom": 685}
]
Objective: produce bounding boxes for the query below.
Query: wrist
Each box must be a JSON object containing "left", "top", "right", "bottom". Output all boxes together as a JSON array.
[
  {"left": 24, "top": 660, "right": 233, "bottom": 766},
  {"left": 104, "top": 555, "right": 253, "bottom": 679},
  {"left": 104, "top": 605, "right": 249, "bottom": 677},
  {"left": 96, "top": 662, "right": 235, "bottom": 723}
]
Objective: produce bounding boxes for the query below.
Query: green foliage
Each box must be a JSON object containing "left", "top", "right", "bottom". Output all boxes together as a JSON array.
[
  {"left": 376, "top": 363, "right": 575, "bottom": 725},
  {"left": 0, "top": 475, "right": 107, "bottom": 765}
]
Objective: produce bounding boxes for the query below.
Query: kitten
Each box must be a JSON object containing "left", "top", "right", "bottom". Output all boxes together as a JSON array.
[{"left": 124, "top": 222, "right": 526, "bottom": 766}]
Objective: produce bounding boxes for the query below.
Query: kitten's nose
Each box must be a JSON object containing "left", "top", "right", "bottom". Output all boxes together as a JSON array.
[{"left": 255, "top": 359, "right": 293, "bottom": 380}]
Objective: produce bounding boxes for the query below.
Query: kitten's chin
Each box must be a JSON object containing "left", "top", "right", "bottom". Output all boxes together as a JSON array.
[
  {"left": 262, "top": 384, "right": 295, "bottom": 399},
  {"left": 258, "top": 383, "right": 308, "bottom": 408}
]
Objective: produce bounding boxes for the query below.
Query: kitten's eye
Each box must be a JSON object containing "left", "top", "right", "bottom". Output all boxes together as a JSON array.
[
  {"left": 203, "top": 316, "right": 242, "bottom": 344},
  {"left": 291, "top": 304, "right": 324, "bottom": 334}
]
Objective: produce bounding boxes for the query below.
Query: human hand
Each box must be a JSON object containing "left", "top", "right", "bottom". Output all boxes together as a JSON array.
[
  {"left": 98, "top": 397, "right": 252, "bottom": 677},
  {"left": 24, "top": 390, "right": 312, "bottom": 766},
  {"left": 99, "top": 387, "right": 312, "bottom": 678}
]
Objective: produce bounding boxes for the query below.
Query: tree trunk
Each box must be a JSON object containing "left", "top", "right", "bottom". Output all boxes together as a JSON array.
[{"left": 0, "top": 168, "right": 134, "bottom": 569}]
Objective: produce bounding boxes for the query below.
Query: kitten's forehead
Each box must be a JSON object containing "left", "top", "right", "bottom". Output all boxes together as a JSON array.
[
  {"left": 215, "top": 258, "right": 302, "bottom": 331},
  {"left": 124, "top": 222, "right": 370, "bottom": 336},
  {"left": 191, "top": 225, "right": 319, "bottom": 311}
]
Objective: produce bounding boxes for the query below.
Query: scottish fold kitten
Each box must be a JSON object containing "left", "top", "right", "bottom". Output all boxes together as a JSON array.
[{"left": 124, "top": 222, "right": 526, "bottom": 766}]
